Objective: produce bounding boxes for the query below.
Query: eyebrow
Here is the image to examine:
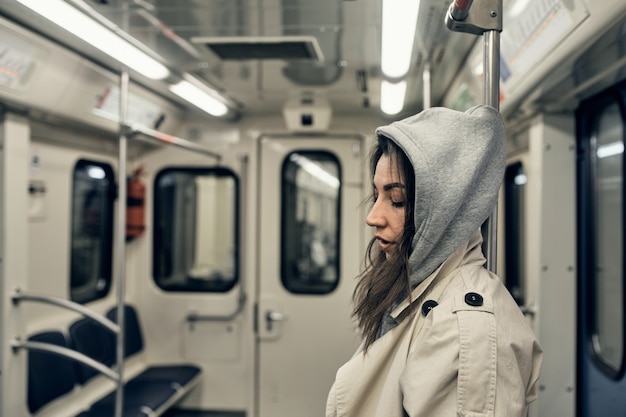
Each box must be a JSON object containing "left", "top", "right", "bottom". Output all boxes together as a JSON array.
[{"left": 383, "top": 182, "right": 405, "bottom": 191}]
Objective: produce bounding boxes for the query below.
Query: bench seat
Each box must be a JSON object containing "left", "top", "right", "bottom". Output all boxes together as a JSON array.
[{"left": 27, "top": 304, "right": 202, "bottom": 417}]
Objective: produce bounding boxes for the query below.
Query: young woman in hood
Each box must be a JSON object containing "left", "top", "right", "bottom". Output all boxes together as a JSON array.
[{"left": 326, "top": 105, "right": 543, "bottom": 417}]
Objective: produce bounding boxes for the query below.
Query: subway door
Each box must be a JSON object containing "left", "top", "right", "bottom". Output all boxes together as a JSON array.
[
  {"left": 257, "top": 136, "right": 363, "bottom": 417},
  {"left": 578, "top": 87, "right": 626, "bottom": 416}
]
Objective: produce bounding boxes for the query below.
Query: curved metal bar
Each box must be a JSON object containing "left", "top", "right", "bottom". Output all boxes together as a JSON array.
[
  {"left": 129, "top": 124, "right": 222, "bottom": 160},
  {"left": 10, "top": 288, "right": 119, "bottom": 334},
  {"left": 10, "top": 338, "right": 120, "bottom": 381},
  {"left": 186, "top": 291, "right": 247, "bottom": 323}
]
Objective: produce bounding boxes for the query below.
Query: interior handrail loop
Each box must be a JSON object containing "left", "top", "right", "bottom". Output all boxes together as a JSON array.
[
  {"left": 10, "top": 288, "right": 120, "bottom": 334},
  {"left": 10, "top": 337, "right": 120, "bottom": 381}
]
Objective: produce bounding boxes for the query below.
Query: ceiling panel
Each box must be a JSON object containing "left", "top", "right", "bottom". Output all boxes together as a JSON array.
[{"left": 0, "top": 0, "right": 477, "bottom": 118}]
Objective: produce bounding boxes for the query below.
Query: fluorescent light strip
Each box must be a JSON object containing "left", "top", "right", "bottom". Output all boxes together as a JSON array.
[
  {"left": 381, "top": 0, "right": 421, "bottom": 78},
  {"left": 16, "top": 0, "right": 170, "bottom": 80},
  {"left": 169, "top": 75, "right": 229, "bottom": 117},
  {"left": 289, "top": 154, "right": 339, "bottom": 189},
  {"left": 380, "top": 80, "right": 407, "bottom": 115},
  {"left": 597, "top": 141, "right": 624, "bottom": 159}
]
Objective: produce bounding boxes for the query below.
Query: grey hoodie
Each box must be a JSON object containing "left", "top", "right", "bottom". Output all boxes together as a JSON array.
[{"left": 375, "top": 105, "right": 506, "bottom": 335}]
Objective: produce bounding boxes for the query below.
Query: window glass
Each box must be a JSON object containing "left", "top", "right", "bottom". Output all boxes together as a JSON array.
[
  {"left": 281, "top": 151, "right": 341, "bottom": 294},
  {"left": 153, "top": 167, "right": 238, "bottom": 292},
  {"left": 504, "top": 161, "right": 526, "bottom": 306},
  {"left": 590, "top": 101, "right": 624, "bottom": 372},
  {"left": 70, "top": 160, "right": 115, "bottom": 304}
]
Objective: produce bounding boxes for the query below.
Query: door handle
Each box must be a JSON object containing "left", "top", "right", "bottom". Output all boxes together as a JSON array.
[{"left": 266, "top": 310, "right": 287, "bottom": 331}]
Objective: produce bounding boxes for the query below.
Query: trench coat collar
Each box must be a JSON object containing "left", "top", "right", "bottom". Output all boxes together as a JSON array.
[{"left": 390, "top": 229, "right": 485, "bottom": 321}]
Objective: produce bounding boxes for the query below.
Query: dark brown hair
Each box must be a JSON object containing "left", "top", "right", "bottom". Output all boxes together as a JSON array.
[{"left": 352, "top": 137, "right": 416, "bottom": 351}]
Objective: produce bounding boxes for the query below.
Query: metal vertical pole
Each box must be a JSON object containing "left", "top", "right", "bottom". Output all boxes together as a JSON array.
[
  {"left": 483, "top": 30, "right": 500, "bottom": 110},
  {"left": 446, "top": 0, "right": 503, "bottom": 273},
  {"left": 423, "top": 62, "right": 431, "bottom": 109},
  {"left": 483, "top": 29, "right": 500, "bottom": 272},
  {"left": 114, "top": 70, "right": 129, "bottom": 417}
]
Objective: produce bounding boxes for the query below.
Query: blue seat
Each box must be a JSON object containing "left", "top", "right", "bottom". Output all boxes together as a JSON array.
[
  {"left": 106, "top": 305, "right": 143, "bottom": 357},
  {"left": 105, "top": 305, "right": 202, "bottom": 386},
  {"left": 68, "top": 318, "right": 115, "bottom": 384},
  {"left": 133, "top": 364, "right": 201, "bottom": 386},
  {"left": 27, "top": 306, "right": 201, "bottom": 417},
  {"left": 69, "top": 313, "right": 178, "bottom": 411},
  {"left": 89, "top": 378, "right": 177, "bottom": 411},
  {"left": 27, "top": 331, "right": 76, "bottom": 414},
  {"left": 66, "top": 304, "right": 201, "bottom": 415}
]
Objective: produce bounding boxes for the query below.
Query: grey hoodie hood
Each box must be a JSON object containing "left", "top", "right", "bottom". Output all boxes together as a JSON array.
[{"left": 375, "top": 105, "right": 506, "bottom": 290}]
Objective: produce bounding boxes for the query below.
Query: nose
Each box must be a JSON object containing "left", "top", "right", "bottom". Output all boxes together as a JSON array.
[{"left": 366, "top": 201, "right": 385, "bottom": 228}]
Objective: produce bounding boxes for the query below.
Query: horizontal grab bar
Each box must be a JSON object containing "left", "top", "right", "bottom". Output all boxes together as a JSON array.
[
  {"left": 129, "top": 123, "right": 222, "bottom": 160},
  {"left": 11, "top": 288, "right": 120, "bottom": 334},
  {"left": 186, "top": 292, "right": 247, "bottom": 322},
  {"left": 10, "top": 338, "right": 120, "bottom": 381}
]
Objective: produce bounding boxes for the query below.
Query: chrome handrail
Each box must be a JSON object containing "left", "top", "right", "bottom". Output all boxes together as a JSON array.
[
  {"left": 129, "top": 123, "right": 222, "bottom": 161},
  {"left": 10, "top": 288, "right": 119, "bottom": 334},
  {"left": 186, "top": 291, "right": 247, "bottom": 323},
  {"left": 10, "top": 338, "right": 120, "bottom": 381}
]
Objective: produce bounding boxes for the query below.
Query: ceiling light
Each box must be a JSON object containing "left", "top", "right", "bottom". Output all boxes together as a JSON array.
[
  {"left": 597, "top": 141, "right": 624, "bottom": 159},
  {"left": 381, "top": 0, "right": 421, "bottom": 78},
  {"left": 169, "top": 74, "right": 229, "bottom": 117},
  {"left": 289, "top": 154, "right": 339, "bottom": 189},
  {"left": 380, "top": 80, "right": 407, "bottom": 115},
  {"left": 16, "top": 0, "right": 170, "bottom": 80}
]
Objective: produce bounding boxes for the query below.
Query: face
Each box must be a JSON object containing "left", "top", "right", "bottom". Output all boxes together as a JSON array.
[{"left": 366, "top": 154, "right": 407, "bottom": 259}]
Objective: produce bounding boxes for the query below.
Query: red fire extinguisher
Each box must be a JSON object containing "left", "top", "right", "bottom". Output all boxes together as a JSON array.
[{"left": 126, "top": 167, "right": 146, "bottom": 241}]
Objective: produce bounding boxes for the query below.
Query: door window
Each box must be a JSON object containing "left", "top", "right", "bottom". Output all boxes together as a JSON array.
[
  {"left": 70, "top": 159, "right": 115, "bottom": 304},
  {"left": 504, "top": 161, "right": 527, "bottom": 306},
  {"left": 153, "top": 167, "right": 239, "bottom": 292},
  {"left": 589, "top": 101, "right": 624, "bottom": 373},
  {"left": 281, "top": 151, "right": 341, "bottom": 294},
  {"left": 580, "top": 96, "right": 625, "bottom": 376}
]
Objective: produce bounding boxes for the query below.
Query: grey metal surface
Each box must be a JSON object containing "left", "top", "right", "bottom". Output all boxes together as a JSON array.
[{"left": 0, "top": 0, "right": 475, "bottom": 118}]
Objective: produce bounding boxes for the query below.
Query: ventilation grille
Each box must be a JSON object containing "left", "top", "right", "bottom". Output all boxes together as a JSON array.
[{"left": 191, "top": 36, "right": 324, "bottom": 61}]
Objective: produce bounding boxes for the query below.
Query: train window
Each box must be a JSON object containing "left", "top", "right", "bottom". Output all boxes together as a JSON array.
[
  {"left": 582, "top": 98, "right": 624, "bottom": 374},
  {"left": 70, "top": 159, "right": 115, "bottom": 304},
  {"left": 153, "top": 167, "right": 238, "bottom": 292},
  {"left": 281, "top": 151, "right": 341, "bottom": 294},
  {"left": 504, "top": 161, "right": 526, "bottom": 306}
]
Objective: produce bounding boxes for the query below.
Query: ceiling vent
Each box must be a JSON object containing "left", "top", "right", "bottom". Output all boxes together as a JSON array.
[{"left": 191, "top": 36, "right": 324, "bottom": 61}]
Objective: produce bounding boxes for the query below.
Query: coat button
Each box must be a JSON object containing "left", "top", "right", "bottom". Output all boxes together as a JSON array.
[
  {"left": 465, "top": 292, "right": 483, "bottom": 306},
  {"left": 421, "top": 300, "right": 438, "bottom": 316}
]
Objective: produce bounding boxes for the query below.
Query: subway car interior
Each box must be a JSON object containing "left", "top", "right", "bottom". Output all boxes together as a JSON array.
[{"left": 0, "top": 0, "right": 625, "bottom": 416}]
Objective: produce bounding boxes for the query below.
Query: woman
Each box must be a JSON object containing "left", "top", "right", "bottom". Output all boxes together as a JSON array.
[{"left": 326, "top": 105, "right": 542, "bottom": 417}]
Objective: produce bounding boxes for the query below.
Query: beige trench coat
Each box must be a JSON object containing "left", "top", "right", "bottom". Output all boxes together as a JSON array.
[{"left": 326, "top": 232, "right": 543, "bottom": 417}]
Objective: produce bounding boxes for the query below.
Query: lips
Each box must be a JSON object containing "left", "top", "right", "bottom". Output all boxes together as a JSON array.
[{"left": 376, "top": 236, "right": 396, "bottom": 252}]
